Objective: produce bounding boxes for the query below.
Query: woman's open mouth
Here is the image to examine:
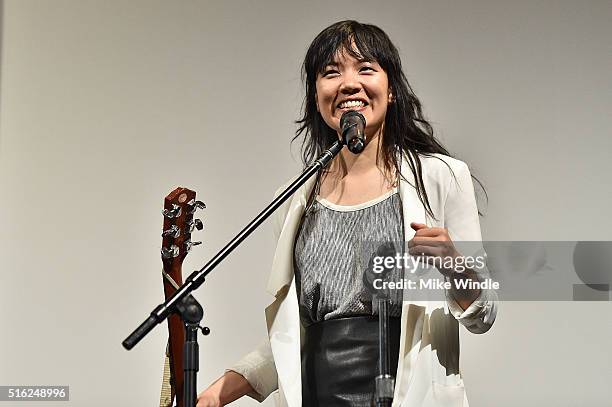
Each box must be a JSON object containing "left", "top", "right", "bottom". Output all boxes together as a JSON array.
[{"left": 336, "top": 99, "right": 368, "bottom": 112}]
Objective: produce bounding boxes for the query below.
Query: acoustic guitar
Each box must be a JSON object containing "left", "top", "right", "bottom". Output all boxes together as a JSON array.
[{"left": 158, "top": 188, "right": 205, "bottom": 407}]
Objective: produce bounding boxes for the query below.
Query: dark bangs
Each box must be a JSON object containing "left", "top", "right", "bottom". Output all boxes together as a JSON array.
[{"left": 304, "top": 21, "right": 400, "bottom": 81}]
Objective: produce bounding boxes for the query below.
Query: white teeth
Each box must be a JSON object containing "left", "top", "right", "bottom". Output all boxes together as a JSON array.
[{"left": 338, "top": 100, "right": 366, "bottom": 109}]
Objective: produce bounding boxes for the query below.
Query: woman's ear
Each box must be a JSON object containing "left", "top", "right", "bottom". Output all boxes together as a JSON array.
[{"left": 315, "top": 93, "right": 320, "bottom": 112}]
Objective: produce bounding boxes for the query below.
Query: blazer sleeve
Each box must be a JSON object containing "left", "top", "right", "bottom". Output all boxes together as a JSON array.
[
  {"left": 442, "top": 160, "right": 498, "bottom": 334},
  {"left": 226, "top": 338, "right": 278, "bottom": 402}
]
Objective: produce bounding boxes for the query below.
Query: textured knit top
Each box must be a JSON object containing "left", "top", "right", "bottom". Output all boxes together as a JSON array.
[{"left": 294, "top": 189, "right": 405, "bottom": 327}]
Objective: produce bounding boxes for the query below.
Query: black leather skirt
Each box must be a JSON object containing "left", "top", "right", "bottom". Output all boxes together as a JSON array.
[{"left": 301, "top": 315, "right": 401, "bottom": 407}]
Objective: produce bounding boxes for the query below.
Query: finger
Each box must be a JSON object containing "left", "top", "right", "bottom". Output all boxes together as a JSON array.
[
  {"left": 410, "top": 239, "right": 454, "bottom": 255},
  {"left": 410, "top": 222, "right": 428, "bottom": 231},
  {"left": 408, "top": 245, "right": 430, "bottom": 256},
  {"left": 411, "top": 242, "right": 457, "bottom": 259},
  {"left": 409, "top": 236, "right": 440, "bottom": 247},
  {"left": 407, "top": 237, "right": 437, "bottom": 249},
  {"left": 414, "top": 227, "right": 448, "bottom": 238},
  {"left": 408, "top": 245, "right": 444, "bottom": 258}
]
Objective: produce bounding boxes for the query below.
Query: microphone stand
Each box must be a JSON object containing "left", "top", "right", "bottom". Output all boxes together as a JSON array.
[
  {"left": 366, "top": 242, "right": 397, "bottom": 406},
  {"left": 176, "top": 294, "right": 205, "bottom": 407},
  {"left": 375, "top": 297, "right": 394, "bottom": 407},
  {"left": 122, "top": 139, "right": 344, "bottom": 406}
]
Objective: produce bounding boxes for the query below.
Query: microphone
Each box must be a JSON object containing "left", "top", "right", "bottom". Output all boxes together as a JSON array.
[{"left": 340, "top": 110, "right": 366, "bottom": 154}]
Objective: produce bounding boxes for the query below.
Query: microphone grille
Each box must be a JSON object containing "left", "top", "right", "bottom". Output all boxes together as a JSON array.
[{"left": 340, "top": 110, "right": 366, "bottom": 128}]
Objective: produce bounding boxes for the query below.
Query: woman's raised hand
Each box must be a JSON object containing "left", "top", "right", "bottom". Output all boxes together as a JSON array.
[{"left": 408, "top": 222, "right": 461, "bottom": 276}]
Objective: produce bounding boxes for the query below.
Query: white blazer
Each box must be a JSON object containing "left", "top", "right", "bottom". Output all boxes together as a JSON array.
[{"left": 229, "top": 152, "right": 498, "bottom": 407}]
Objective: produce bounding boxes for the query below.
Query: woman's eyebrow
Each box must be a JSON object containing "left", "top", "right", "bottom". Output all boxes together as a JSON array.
[
  {"left": 324, "top": 57, "right": 374, "bottom": 68},
  {"left": 357, "top": 57, "right": 375, "bottom": 63}
]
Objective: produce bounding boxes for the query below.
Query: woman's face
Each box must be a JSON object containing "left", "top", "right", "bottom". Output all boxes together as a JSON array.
[{"left": 315, "top": 49, "right": 391, "bottom": 140}]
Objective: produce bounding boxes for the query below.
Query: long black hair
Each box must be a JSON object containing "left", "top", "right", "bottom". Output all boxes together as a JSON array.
[{"left": 293, "top": 20, "right": 486, "bottom": 219}]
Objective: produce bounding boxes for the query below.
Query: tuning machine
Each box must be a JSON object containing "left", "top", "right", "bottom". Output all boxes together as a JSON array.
[
  {"left": 162, "top": 225, "right": 180, "bottom": 238},
  {"left": 185, "top": 239, "right": 202, "bottom": 252},
  {"left": 161, "top": 245, "right": 180, "bottom": 259},
  {"left": 186, "top": 219, "right": 204, "bottom": 233},
  {"left": 163, "top": 204, "right": 182, "bottom": 219},
  {"left": 187, "top": 199, "right": 206, "bottom": 214}
]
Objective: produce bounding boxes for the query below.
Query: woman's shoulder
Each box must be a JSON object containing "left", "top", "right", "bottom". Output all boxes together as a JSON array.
[
  {"left": 273, "top": 173, "right": 305, "bottom": 197},
  {"left": 406, "top": 151, "right": 470, "bottom": 180}
]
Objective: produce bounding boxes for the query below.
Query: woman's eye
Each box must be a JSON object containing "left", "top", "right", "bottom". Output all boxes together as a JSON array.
[
  {"left": 360, "top": 66, "right": 375, "bottom": 72},
  {"left": 323, "top": 70, "right": 339, "bottom": 77}
]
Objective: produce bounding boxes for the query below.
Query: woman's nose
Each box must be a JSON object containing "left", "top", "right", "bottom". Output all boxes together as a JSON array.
[{"left": 339, "top": 72, "right": 362, "bottom": 94}]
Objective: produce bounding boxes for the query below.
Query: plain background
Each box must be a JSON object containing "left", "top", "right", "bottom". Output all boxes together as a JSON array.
[{"left": 1, "top": 1, "right": 610, "bottom": 406}]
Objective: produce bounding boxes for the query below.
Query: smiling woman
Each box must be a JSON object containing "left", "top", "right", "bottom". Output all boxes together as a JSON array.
[
  {"left": 197, "top": 20, "right": 498, "bottom": 407},
  {"left": 294, "top": 21, "right": 471, "bottom": 213}
]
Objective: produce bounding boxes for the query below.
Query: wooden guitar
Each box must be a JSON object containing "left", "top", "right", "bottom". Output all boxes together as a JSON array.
[{"left": 158, "top": 188, "right": 205, "bottom": 407}]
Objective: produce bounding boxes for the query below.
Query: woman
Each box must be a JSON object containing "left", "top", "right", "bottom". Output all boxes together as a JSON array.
[{"left": 198, "top": 20, "right": 497, "bottom": 407}]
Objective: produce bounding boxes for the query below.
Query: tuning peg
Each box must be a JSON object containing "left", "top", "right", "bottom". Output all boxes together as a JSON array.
[
  {"left": 186, "top": 219, "right": 204, "bottom": 233},
  {"left": 161, "top": 245, "right": 179, "bottom": 259},
  {"left": 163, "top": 204, "right": 182, "bottom": 219},
  {"left": 162, "top": 225, "right": 180, "bottom": 238},
  {"left": 187, "top": 199, "right": 206, "bottom": 214},
  {"left": 185, "top": 240, "right": 202, "bottom": 252}
]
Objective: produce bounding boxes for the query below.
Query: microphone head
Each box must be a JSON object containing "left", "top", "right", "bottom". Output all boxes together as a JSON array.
[
  {"left": 340, "top": 110, "right": 366, "bottom": 154},
  {"left": 340, "top": 110, "right": 366, "bottom": 133}
]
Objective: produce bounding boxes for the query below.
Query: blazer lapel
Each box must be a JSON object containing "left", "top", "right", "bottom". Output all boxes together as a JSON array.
[
  {"left": 393, "top": 153, "right": 430, "bottom": 405},
  {"left": 266, "top": 175, "right": 316, "bottom": 297}
]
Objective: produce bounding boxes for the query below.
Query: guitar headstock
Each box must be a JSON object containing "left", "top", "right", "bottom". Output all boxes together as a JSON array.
[{"left": 161, "top": 187, "right": 205, "bottom": 270}]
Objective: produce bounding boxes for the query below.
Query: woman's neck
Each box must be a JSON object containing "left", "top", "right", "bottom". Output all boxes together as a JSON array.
[
  {"left": 329, "top": 128, "right": 386, "bottom": 176},
  {"left": 319, "top": 131, "right": 397, "bottom": 205}
]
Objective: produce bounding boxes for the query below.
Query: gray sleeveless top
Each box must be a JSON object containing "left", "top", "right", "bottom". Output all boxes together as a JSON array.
[{"left": 294, "top": 190, "right": 404, "bottom": 327}]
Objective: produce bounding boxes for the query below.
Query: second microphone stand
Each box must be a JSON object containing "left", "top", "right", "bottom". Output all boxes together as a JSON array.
[{"left": 375, "top": 297, "right": 395, "bottom": 407}]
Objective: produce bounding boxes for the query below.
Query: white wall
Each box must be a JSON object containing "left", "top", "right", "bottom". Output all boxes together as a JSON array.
[{"left": 1, "top": 1, "right": 610, "bottom": 406}]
